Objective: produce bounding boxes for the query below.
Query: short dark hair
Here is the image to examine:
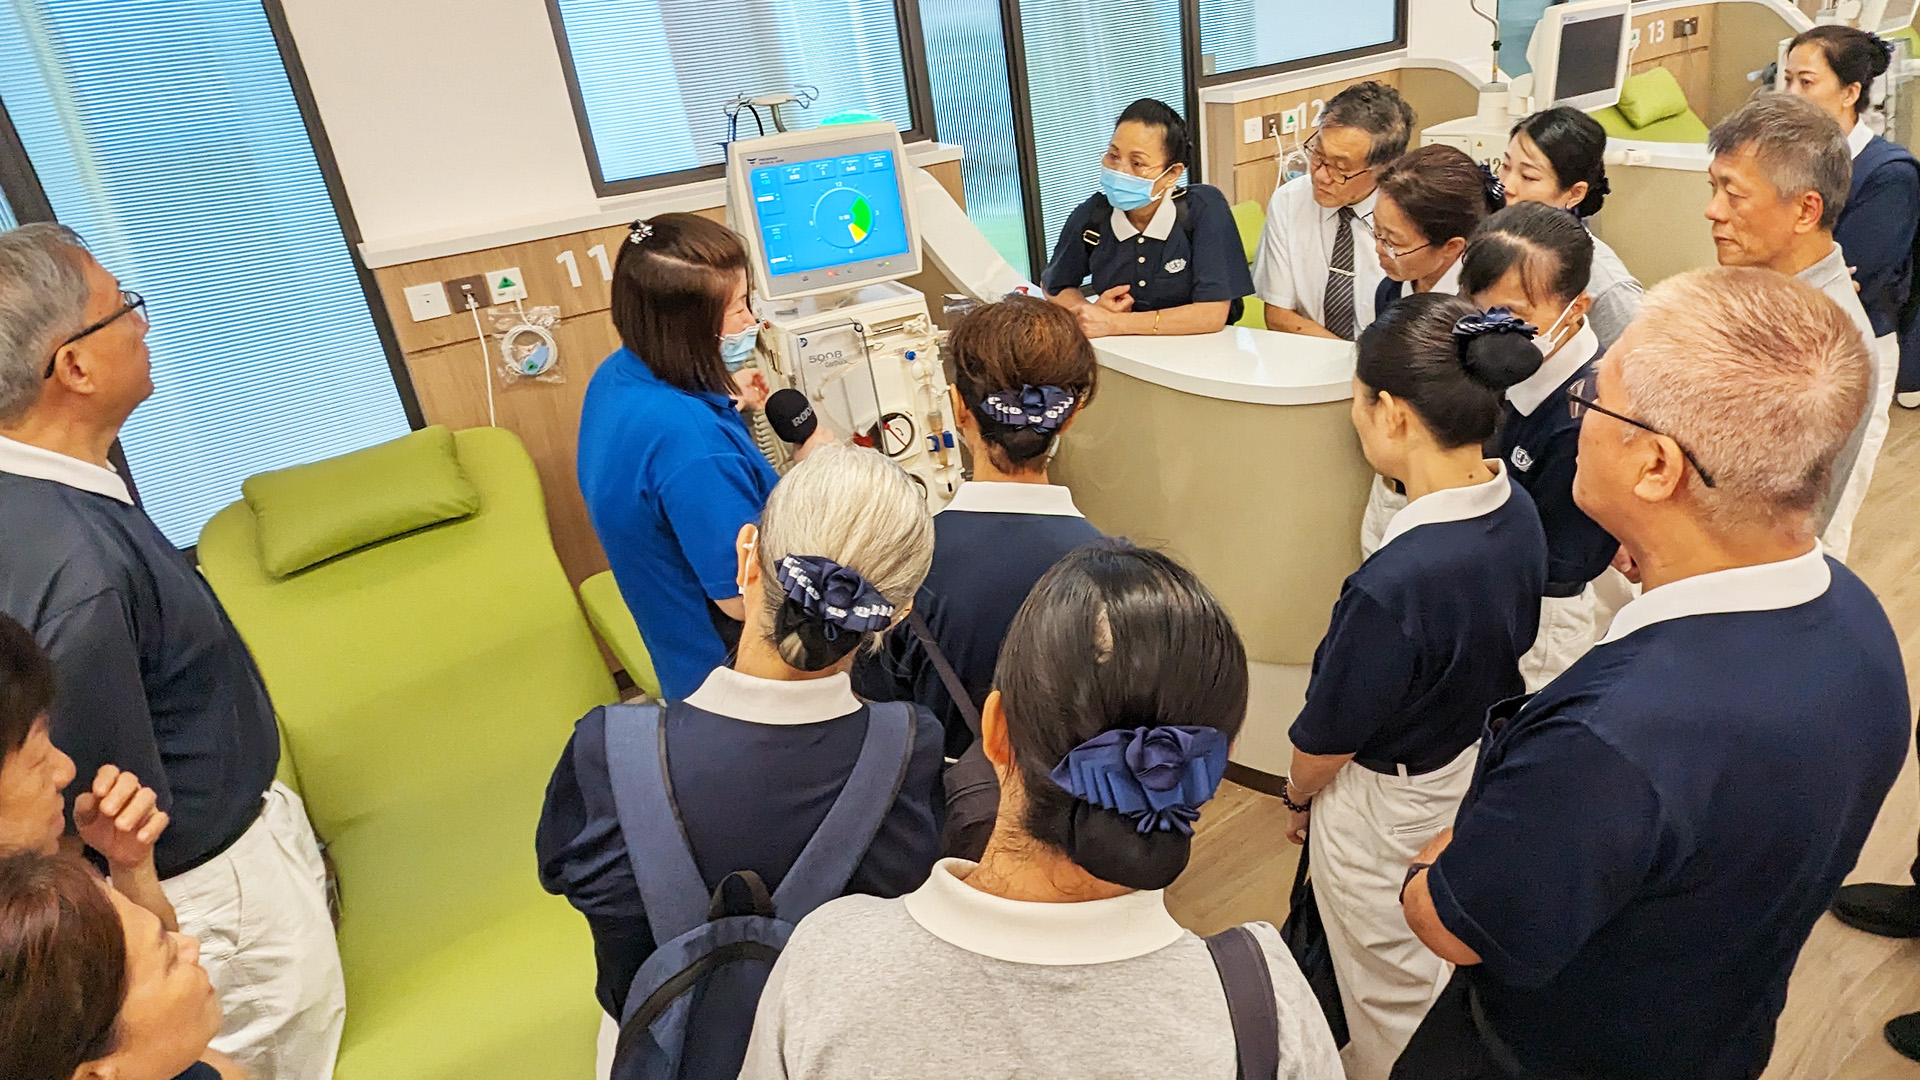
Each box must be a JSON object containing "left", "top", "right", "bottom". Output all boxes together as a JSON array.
[
  {"left": 1461, "top": 202, "right": 1595, "bottom": 308},
  {"left": 1792, "top": 25, "right": 1892, "bottom": 111},
  {"left": 0, "top": 615, "right": 52, "bottom": 759},
  {"left": 610, "top": 213, "right": 749, "bottom": 397},
  {"left": 1357, "top": 292, "right": 1543, "bottom": 448},
  {"left": 1115, "top": 98, "right": 1190, "bottom": 169},
  {"left": 1376, "top": 144, "right": 1502, "bottom": 247},
  {"left": 1510, "top": 107, "right": 1611, "bottom": 217},
  {"left": 995, "top": 542, "right": 1248, "bottom": 892},
  {"left": 945, "top": 296, "right": 1099, "bottom": 473},
  {"left": 1321, "top": 81, "right": 1417, "bottom": 166},
  {"left": 1708, "top": 94, "right": 1852, "bottom": 231},
  {"left": 0, "top": 852, "right": 127, "bottom": 1080}
]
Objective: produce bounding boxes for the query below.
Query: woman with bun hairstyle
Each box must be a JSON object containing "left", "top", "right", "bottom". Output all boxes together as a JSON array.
[
  {"left": 1463, "top": 202, "right": 1623, "bottom": 689},
  {"left": 539, "top": 444, "right": 944, "bottom": 1066},
  {"left": 854, "top": 297, "right": 1100, "bottom": 819},
  {"left": 1784, "top": 25, "right": 1920, "bottom": 407},
  {"left": 742, "top": 543, "right": 1342, "bottom": 1080},
  {"left": 1281, "top": 293, "right": 1547, "bottom": 1080},
  {"left": 1498, "top": 106, "right": 1646, "bottom": 349}
]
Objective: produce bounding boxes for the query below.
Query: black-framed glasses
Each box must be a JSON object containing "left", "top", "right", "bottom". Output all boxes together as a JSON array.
[
  {"left": 1565, "top": 379, "right": 1718, "bottom": 489},
  {"left": 43, "top": 290, "right": 146, "bottom": 379},
  {"left": 1304, "top": 132, "right": 1375, "bottom": 185}
]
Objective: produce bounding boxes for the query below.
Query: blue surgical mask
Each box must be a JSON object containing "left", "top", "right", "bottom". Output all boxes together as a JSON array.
[
  {"left": 1101, "top": 165, "right": 1172, "bottom": 212},
  {"left": 720, "top": 324, "right": 759, "bottom": 370}
]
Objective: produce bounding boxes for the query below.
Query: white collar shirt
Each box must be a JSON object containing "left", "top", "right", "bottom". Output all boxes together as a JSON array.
[
  {"left": 1250, "top": 175, "right": 1385, "bottom": 331},
  {"left": 0, "top": 434, "right": 133, "bottom": 504},
  {"left": 1847, "top": 118, "right": 1874, "bottom": 160},
  {"left": 1377, "top": 461, "right": 1513, "bottom": 550},
  {"left": 1598, "top": 546, "right": 1830, "bottom": 645},
  {"left": 901, "top": 858, "right": 1185, "bottom": 965},
  {"left": 939, "top": 480, "right": 1085, "bottom": 518},
  {"left": 1109, "top": 194, "right": 1178, "bottom": 243},
  {"left": 1507, "top": 322, "right": 1600, "bottom": 417},
  {"left": 682, "top": 666, "right": 863, "bottom": 726}
]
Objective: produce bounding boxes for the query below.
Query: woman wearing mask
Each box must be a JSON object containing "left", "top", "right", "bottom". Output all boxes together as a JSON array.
[
  {"left": 1498, "top": 107, "right": 1645, "bottom": 349},
  {"left": 1282, "top": 294, "right": 1547, "bottom": 1080},
  {"left": 1783, "top": 24, "right": 1920, "bottom": 409},
  {"left": 0, "top": 851, "right": 236, "bottom": 1080},
  {"left": 1359, "top": 144, "right": 1503, "bottom": 555},
  {"left": 1043, "top": 98, "right": 1254, "bottom": 339},
  {"left": 741, "top": 543, "right": 1342, "bottom": 1080},
  {"left": 1462, "top": 203, "right": 1623, "bottom": 689},
  {"left": 578, "top": 213, "right": 832, "bottom": 700},
  {"left": 540, "top": 445, "right": 944, "bottom": 1077}
]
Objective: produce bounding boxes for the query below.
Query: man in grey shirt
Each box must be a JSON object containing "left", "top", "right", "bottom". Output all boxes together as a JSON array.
[{"left": 1706, "top": 93, "right": 1890, "bottom": 560}]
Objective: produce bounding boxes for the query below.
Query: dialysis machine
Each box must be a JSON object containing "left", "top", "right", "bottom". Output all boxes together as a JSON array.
[{"left": 724, "top": 121, "right": 965, "bottom": 509}]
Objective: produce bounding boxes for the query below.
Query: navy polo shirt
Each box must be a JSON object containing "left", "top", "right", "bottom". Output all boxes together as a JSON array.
[
  {"left": 1427, "top": 551, "right": 1908, "bottom": 1079},
  {"left": 0, "top": 444, "right": 278, "bottom": 880},
  {"left": 851, "top": 482, "right": 1101, "bottom": 757},
  {"left": 1291, "top": 469, "right": 1545, "bottom": 770},
  {"left": 1497, "top": 327, "right": 1619, "bottom": 592},
  {"left": 1836, "top": 133, "right": 1919, "bottom": 337},
  {"left": 1369, "top": 259, "right": 1463, "bottom": 327},
  {"left": 1041, "top": 184, "right": 1253, "bottom": 313},
  {"left": 578, "top": 348, "right": 779, "bottom": 700},
  {"left": 536, "top": 670, "right": 944, "bottom": 1017}
]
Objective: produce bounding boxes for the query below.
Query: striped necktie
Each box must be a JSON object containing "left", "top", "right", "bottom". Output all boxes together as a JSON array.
[{"left": 1324, "top": 205, "right": 1358, "bottom": 340}]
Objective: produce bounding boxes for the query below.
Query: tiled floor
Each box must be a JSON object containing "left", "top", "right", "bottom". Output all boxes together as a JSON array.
[{"left": 1165, "top": 407, "right": 1920, "bottom": 1078}]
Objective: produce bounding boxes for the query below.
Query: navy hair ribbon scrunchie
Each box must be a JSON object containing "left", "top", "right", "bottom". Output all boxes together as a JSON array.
[
  {"left": 1480, "top": 162, "right": 1506, "bottom": 207},
  {"left": 775, "top": 555, "right": 895, "bottom": 641},
  {"left": 979, "top": 384, "right": 1076, "bottom": 435},
  {"left": 1047, "top": 725, "right": 1230, "bottom": 835},
  {"left": 1453, "top": 307, "right": 1538, "bottom": 349}
]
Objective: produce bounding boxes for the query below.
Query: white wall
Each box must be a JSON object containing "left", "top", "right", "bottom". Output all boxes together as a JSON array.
[{"left": 1409, "top": 0, "right": 1500, "bottom": 82}]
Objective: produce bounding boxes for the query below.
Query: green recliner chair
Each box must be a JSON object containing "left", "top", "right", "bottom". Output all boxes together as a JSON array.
[{"left": 198, "top": 425, "right": 617, "bottom": 1080}]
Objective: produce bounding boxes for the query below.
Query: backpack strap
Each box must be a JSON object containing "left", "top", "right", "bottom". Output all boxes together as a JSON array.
[
  {"left": 770, "top": 702, "right": 917, "bottom": 917},
  {"left": 1206, "top": 925, "right": 1281, "bottom": 1080},
  {"left": 602, "top": 702, "right": 711, "bottom": 942},
  {"left": 907, "top": 610, "right": 982, "bottom": 739}
]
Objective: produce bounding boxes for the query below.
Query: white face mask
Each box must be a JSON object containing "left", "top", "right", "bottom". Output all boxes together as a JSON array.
[{"left": 1533, "top": 298, "right": 1579, "bottom": 362}]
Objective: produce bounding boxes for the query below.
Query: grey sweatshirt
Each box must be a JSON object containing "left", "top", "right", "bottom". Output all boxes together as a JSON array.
[{"left": 739, "top": 859, "right": 1344, "bottom": 1079}]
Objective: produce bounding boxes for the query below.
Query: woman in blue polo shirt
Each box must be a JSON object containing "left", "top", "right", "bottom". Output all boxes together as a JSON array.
[
  {"left": 540, "top": 444, "right": 944, "bottom": 1069},
  {"left": 1281, "top": 293, "right": 1546, "bottom": 1080},
  {"left": 578, "top": 213, "right": 827, "bottom": 700},
  {"left": 1463, "top": 202, "right": 1623, "bottom": 690},
  {"left": 1042, "top": 98, "right": 1254, "bottom": 339}
]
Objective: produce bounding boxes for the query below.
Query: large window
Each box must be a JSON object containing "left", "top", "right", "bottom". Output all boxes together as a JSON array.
[
  {"left": 550, "top": 0, "right": 933, "bottom": 194},
  {"left": 919, "top": 0, "right": 1029, "bottom": 272},
  {"left": 0, "top": 0, "right": 413, "bottom": 546},
  {"left": 1198, "top": 0, "right": 1403, "bottom": 81}
]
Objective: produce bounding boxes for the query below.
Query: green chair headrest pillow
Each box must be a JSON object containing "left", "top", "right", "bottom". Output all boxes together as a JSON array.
[
  {"left": 1616, "top": 67, "right": 1691, "bottom": 130},
  {"left": 242, "top": 425, "right": 482, "bottom": 578}
]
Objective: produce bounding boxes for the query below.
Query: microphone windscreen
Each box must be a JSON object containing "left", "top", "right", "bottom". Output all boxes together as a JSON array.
[{"left": 765, "top": 388, "right": 817, "bottom": 445}]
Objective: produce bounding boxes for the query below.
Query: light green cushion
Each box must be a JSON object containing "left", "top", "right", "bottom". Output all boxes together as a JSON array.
[
  {"left": 1230, "top": 200, "right": 1268, "bottom": 330},
  {"left": 1615, "top": 67, "right": 1692, "bottom": 129},
  {"left": 579, "top": 571, "right": 661, "bottom": 699},
  {"left": 1591, "top": 102, "right": 1711, "bottom": 143},
  {"left": 242, "top": 425, "right": 481, "bottom": 578}
]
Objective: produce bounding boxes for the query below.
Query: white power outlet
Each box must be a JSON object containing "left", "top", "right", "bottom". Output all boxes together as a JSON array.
[
  {"left": 1628, "top": 27, "right": 1641, "bottom": 50},
  {"left": 1281, "top": 106, "right": 1306, "bottom": 134},
  {"left": 485, "top": 267, "right": 529, "bottom": 305},
  {"left": 403, "top": 282, "right": 452, "bottom": 322},
  {"left": 1243, "top": 116, "right": 1263, "bottom": 144}
]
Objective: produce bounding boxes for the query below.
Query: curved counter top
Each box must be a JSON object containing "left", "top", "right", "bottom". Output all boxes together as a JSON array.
[{"left": 1092, "top": 326, "right": 1357, "bottom": 406}]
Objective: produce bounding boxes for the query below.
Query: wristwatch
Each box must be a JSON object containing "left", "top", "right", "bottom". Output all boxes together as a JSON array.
[{"left": 1279, "top": 778, "right": 1312, "bottom": 814}]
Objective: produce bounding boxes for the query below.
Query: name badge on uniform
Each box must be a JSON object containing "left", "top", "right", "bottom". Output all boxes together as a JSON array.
[
  {"left": 1164, "top": 258, "right": 1187, "bottom": 274},
  {"left": 1511, "top": 446, "right": 1535, "bottom": 472}
]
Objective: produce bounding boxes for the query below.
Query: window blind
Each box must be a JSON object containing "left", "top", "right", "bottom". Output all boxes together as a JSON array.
[
  {"left": 1016, "top": 0, "right": 1187, "bottom": 254},
  {"left": 920, "top": 0, "right": 1031, "bottom": 272},
  {"left": 554, "top": 0, "right": 917, "bottom": 186},
  {"left": 0, "top": 0, "right": 411, "bottom": 546},
  {"left": 0, "top": 190, "right": 14, "bottom": 230},
  {"left": 1198, "top": 0, "right": 1398, "bottom": 79}
]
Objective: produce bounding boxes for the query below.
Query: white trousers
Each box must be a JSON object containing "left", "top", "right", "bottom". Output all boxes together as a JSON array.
[
  {"left": 1310, "top": 745, "right": 1478, "bottom": 1080},
  {"left": 1821, "top": 332, "right": 1900, "bottom": 562},
  {"left": 1517, "top": 587, "right": 1600, "bottom": 692},
  {"left": 1358, "top": 475, "right": 1408, "bottom": 560},
  {"left": 163, "top": 781, "right": 346, "bottom": 1080}
]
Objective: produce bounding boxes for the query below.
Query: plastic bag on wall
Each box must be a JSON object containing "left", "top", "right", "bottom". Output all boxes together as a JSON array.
[{"left": 491, "top": 304, "right": 564, "bottom": 385}]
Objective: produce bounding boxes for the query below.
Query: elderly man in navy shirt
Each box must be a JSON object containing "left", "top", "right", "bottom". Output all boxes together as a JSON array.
[
  {"left": 0, "top": 224, "right": 344, "bottom": 1080},
  {"left": 1393, "top": 266, "right": 1909, "bottom": 1080}
]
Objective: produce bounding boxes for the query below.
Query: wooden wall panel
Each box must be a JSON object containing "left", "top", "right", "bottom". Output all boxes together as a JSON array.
[
  {"left": 1631, "top": 5, "right": 1716, "bottom": 122},
  {"left": 369, "top": 159, "right": 965, "bottom": 587}
]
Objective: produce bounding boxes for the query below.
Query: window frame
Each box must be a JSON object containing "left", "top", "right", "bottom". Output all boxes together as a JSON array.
[
  {"left": 545, "top": 0, "right": 941, "bottom": 197},
  {"left": 1194, "top": 0, "right": 1408, "bottom": 87}
]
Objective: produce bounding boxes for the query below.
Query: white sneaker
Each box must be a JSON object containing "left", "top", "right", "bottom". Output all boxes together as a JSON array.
[{"left": 1900, "top": 391, "right": 1920, "bottom": 409}]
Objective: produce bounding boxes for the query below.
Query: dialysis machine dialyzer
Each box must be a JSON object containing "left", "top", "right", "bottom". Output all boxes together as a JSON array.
[{"left": 724, "top": 121, "right": 964, "bottom": 509}]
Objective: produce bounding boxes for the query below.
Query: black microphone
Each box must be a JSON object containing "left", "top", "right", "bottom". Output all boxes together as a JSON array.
[{"left": 765, "top": 388, "right": 817, "bottom": 445}]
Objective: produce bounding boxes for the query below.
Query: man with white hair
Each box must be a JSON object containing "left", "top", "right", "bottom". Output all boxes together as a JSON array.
[
  {"left": 0, "top": 224, "right": 344, "bottom": 1079},
  {"left": 1391, "top": 267, "right": 1908, "bottom": 1080},
  {"left": 1705, "top": 92, "right": 1895, "bottom": 561}
]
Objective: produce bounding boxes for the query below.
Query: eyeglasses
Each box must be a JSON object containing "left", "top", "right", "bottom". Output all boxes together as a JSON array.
[
  {"left": 1304, "top": 132, "right": 1375, "bottom": 185},
  {"left": 43, "top": 290, "right": 147, "bottom": 379},
  {"left": 1360, "top": 213, "right": 1428, "bottom": 261},
  {"left": 1565, "top": 379, "right": 1718, "bottom": 489}
]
